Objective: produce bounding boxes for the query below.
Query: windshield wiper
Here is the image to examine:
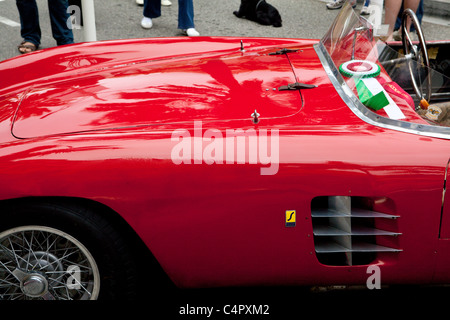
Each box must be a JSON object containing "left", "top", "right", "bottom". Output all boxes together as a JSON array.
[
  {"left": 269, "top": 48, "right": 299, "bottom": 55},
  {"left": 278, "top": 82, "right": 317, "bottom": 91}
]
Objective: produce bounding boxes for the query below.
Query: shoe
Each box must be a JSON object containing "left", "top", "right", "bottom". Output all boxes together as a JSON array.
[
  {"left": 360, "top": 4, "right": 370, "bottom": 15},
  {"left": 326, "top": 0, "right": 356, "bottom": 10},
  {"left": 161, "top": 0, "right": 172, "bottom": 5},
  {"left": 18, "top": 41, "right": 38, "bottom": 54},
  {"left": 141, "top": 17, "right": 153, "bottom": 29},
  {"left": 392, "top": 30, "right": 401, "bottom": 41},
  {"left": 392, "top": 30, "right": 416, "bottom": 41},
  {"left": 184, "top": 28, "right": 200, "bottom": 36},
  {"left": 136, "top": 0, "right": 144, "bottom": 6}
]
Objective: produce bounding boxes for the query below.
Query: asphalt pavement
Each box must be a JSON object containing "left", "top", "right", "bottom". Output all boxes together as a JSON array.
[{"left": 1, "top": 0, "right": 450, "bottom": 62}]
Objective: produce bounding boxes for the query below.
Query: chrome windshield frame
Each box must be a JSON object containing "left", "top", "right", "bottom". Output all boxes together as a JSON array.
[{"left": 314, "top": 41, "right": 450, "bottom": 140}]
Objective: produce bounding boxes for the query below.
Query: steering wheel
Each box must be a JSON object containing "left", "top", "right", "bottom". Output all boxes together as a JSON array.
[{"left": 401, "top": 8, "right": 432, "bottom": 108}]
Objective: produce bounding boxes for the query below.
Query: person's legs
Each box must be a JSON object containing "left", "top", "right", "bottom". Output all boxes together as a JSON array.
[
  {"left": 403, "top": 0, "right": 421, "bottom": 20},
  {"left": 394, "top": 0, "right": 423, "bottom": 32},
  {"left": 400, "top": 0, "right": 420, "bottom": 36},
  {"left": 48, "top": 0, "right": 74, "bottom": 45},
  {"left": 416, "top": 0, "right": 424, "bottom": 22},
  {"left": 361, "top": 0, "right": 370, "bottom": 14},
  {"left": 178, "top": 0, "right": 194, "bottom": 30},
  {"left": 143, "top": 0, "right": 161, "bottom": 18},
  {"left": 141, "top": 0, "right": 161, "bottom": 28},
  {"left": 384, "top": 0, "right": 403, "bottom": 40},
  {"left": 16, "top": 0, "right": 41, "bottom": 47},
  {"left": 385, "top": 0, "right": 421, "bottom": 39}
]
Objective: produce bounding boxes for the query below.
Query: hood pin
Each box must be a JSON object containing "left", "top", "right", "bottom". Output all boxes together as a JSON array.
[{"left": 251, "top": 109, "right": 260, "bottom": 124}]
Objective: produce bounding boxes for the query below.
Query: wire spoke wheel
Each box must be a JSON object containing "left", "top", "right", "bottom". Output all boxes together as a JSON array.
[{"left": 0, "top": 226, "right": 100, "bottom": 300}]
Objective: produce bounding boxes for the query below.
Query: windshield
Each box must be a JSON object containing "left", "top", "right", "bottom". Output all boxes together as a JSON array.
[{"left": 316, "top": 2, "right": 450, "bottom": 138}]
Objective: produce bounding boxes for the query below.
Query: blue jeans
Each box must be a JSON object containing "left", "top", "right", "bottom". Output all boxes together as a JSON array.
[
  {"left": 143, "top": 0, "right": 195, "bottom": 29},
  {"left": 16, "top": 0, "right": 74, "bottom": 47}
]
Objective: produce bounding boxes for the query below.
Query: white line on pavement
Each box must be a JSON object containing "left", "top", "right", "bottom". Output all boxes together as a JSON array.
[{"left": 0, "top": 16, "right": 20, "bottom": 27}]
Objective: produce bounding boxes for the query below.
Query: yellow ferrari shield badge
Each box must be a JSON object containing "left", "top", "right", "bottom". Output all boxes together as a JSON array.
[{"left": 285, "top": 210, "right": 296, "bottom": 227}]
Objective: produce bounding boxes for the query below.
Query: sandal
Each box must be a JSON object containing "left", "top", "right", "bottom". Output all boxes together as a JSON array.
[{"left": 18, "top": 41, "right": 38, "bottom": 54}]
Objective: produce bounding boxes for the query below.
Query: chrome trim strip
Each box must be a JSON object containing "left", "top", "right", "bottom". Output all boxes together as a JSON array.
[{"left": 314, "top": 42, "right": 450, "bottom": 140}]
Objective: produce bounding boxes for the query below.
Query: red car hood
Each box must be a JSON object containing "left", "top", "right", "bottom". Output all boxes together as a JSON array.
[{"left": 1, "top": 37, "right": 323, "bottom": 138}]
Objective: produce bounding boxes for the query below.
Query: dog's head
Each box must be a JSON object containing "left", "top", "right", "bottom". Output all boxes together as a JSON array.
[
  {"left": 258, "top": 1, "right": 282, "bottom": 27},
  {"left": 273, "top": 20, "right": 282, "bottom": 27}
]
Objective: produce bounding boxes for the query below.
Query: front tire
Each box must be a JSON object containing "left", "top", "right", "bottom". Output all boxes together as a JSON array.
[{"left": 0, "top": 201, "right": 139, "bottom": 300}]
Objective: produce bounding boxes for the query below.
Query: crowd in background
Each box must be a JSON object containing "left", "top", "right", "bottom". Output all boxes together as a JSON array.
[
  {"left": 14, "top": 0, "right": 425, "bottom": 54},
  {"left": 326, "top": 0, "right": 424, "bottom": 40},
  {"left": 15, "top": 0, "right": 199, "bottom": 54}
]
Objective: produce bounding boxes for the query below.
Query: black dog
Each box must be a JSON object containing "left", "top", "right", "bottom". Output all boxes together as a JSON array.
[{"left": 233, "top": 0, "right": 282, "bottom": 28}]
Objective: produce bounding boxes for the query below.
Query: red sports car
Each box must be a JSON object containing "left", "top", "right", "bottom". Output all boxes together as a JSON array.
[{"left": 0, "top": 3, "right": 450, "bottom": 300}]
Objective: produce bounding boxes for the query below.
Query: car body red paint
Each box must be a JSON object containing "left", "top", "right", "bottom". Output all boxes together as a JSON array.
[{"left": 1, "top": 4, "right": 450, "bottom": 297}]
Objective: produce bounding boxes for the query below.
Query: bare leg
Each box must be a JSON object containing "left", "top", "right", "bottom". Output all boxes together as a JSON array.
[
  {"left": 384, "top": 0, "right": 402, "bottom": 40},
  {"left": 403, "top": 0, "right": 420, "bottom": 32},
  {"left": 384, "top": 0, "right": 420, "bottom": 40}
]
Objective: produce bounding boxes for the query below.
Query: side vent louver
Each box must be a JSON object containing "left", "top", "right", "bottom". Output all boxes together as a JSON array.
[{"left": 311, "top": 196, "right": 401, "bottom": 266}]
